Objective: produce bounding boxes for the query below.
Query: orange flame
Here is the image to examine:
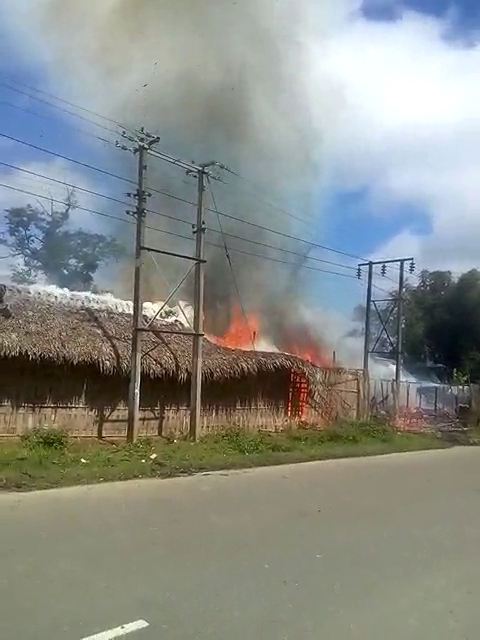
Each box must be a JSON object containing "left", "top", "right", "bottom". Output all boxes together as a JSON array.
[
  {"left": 208, "top": 304, "right": 332, "bottom": 367},
  {"left": 208, "top": 306, "right": 259, "bottom": 349},
  {"left": 281, "top": 327, "right": 332, "bottom": 368}
]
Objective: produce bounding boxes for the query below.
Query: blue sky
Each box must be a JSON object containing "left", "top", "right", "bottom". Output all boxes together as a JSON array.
[
  {"left": 1, "top": 0, "right": 480, "bottom": 318},
  {"left": 363, "top": 0, "right": 480, "bottom": 24}
]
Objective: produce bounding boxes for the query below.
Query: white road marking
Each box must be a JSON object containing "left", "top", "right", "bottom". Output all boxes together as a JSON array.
[{"left": 80, "top": 619, "right": 149, "bottom": 639}]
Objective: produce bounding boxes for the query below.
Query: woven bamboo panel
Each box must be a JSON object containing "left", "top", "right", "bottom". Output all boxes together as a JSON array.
[{"left": 0, "top": 366, "right": 365, "bottom": 438}]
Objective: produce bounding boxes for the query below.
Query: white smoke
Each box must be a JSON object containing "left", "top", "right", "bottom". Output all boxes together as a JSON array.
[{"left": 14, "top": 284, "right": 194, "bottom": 326}]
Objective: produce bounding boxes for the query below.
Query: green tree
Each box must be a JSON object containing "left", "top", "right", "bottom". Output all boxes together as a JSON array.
[
  {"left": 1, "top": 192, "right": 122, "bottom": 291},
  {"left": 357, "top": 268, "right": 480, "bottom": 382},
  {"left": 402, "top": 270, "right": 455, "bottom": 363}
]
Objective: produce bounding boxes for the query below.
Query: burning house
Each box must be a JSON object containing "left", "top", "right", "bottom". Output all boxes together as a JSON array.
[{"left": 0, "top": 285, "right": 362, "bottom": 438}]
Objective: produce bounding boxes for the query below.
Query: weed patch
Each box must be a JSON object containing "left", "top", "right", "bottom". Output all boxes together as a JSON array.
[{"left": 1, "top": 422, "right": 448, "bottom": 492}]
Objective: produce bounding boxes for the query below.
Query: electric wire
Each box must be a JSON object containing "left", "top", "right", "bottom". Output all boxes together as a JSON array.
[
  {"left": 0, "top": 100, "right": 113, "bottom": 146},
  {"left": 207, "top": 179, "right": 256, "bottom": 350},
  {"left": 0, "top": 183, "right": 359, "bottom": 280},
  {"left": 0, "top": 131, "right": 364, "bottom": 264},
  {"left": 0, "top": 132, "right": 134, "bottom": 185},
  {"left": 0, "top": 160, "right": 360, "bottom": 272},
  {"left": 1, "top": 82, "right": 121, "bottom": 138},
  {"left": 1, "top": 76, "right": 128, "bottom": 130},
  {"left": 1, "top": 82, "right": 410, "bottom": 273}
]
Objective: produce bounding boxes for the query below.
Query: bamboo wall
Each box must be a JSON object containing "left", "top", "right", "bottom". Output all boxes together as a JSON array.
[
  {"left": 0, "top": 403, "right": 297, "bottom": 438},
  {"left": 0, "top": 358, "right": 365, "bottom": 438}
]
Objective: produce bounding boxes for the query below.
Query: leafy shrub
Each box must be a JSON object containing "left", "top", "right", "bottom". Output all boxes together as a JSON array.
[
  {"left": 353, "top": 419, "right": 393, "bottom": 440},
  {"left": 325, "top": 426, "right": 361, "bottom": 444},
  {"left": 219, "top": 430, "right": 268, "bottom": 455},
  {"left": 124, "top": 438, "right": 153, "bottom": 455},
  {"left": 332, "top": 419, "right": 393, "bottom": 442},
  {"left": 21, "top": 427, "right": 69, "bottom": 452},
  {"left": 266, "top": 439, "right": 294, "bottom": 453}
]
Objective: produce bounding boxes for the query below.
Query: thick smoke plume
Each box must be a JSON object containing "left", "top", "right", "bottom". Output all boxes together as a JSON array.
[{"left": 4, "top": 0, "right": 349, "bottom": 347}]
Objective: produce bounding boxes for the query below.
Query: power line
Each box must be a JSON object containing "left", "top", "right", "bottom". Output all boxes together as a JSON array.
[
  {"left": 205, "top": 203, "right": 363, "bottom": 262},
  {"left": 0, "top": 161, "right": 196, "bottom": 229},
  {"left": 218, "top": 165, "right": 322, "bottom": 228},
  {"left": 217, "top": 175, "right": 318, "bottom": 230},
  {"left": 0, "top": 183, "right": 197, "bottom": 248},
  {"left": 211, "top": 227, "right": 357, "bottom": 271},
  {"left": 2, "top": 76, "right": 128, "bottom": 131},
  {"left": 1, "top": 82, "right": 120, "bottom": 138},
  {"left": 0, "top": 132, "right": 134, "bottom": 185},
  {"left": 0, "top": 183, "right": 186, "bottom": 242},
  {"left": 0, "top": 182, "right": 359, "bottom": 280},
  {"left": 0, "top": 160, "right": 129, "bottom": 202},
  {"left": 0, "top": 161, "right": 348, "bottom": 269},
  {"left": 216, "top": 245, "right": 358, "bottom": 279},
  {"left": 0, "top": 132, "right": 209, "bottom": 209},
  {"left": 0, "top": 132, "right": 210, "bottom": 215},
  {"left": 3, "top": 80, "right": 193, "bottom": 192},
  {"left": 207, "top": 179, "right": 256, "bottom": 351},
  {"left": 0, "top": 132, "right": 364, "bottom": 264},
  {"left": 0, "top": 78, "right": 369, "bottom": 265},
  {"left": 0, "top": 99, "right": 113, "bottom": 146},
  {"left": 0, "top": 182, "right": 133, "bottom": 227},
  {"left": 0, "top": 159, "right": 359, "bottom": 272}
]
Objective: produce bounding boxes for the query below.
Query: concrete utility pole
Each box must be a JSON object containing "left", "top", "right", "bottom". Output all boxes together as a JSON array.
[
  {"left": 127, "top": 143, "right": 147, "bottom": 444},
  {"left": 189, "top": 168, "right": 207, "bottom": 441},
  {"left": 362, "top": 261, "right": 374, "bottom": 374},
  {"left": 357, "top": 257, "right": 415, "bottom": 387},
  {"left": 395, "top": 260, "right": 406, "bottom": 388},
  {"left": 118, "top": 128, "right": 160, "bottom": 444},
  {"left": 117, "top": 132, "right": 223, "bottom": 443}
]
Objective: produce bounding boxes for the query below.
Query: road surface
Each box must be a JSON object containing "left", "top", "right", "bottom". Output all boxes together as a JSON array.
[{"left": 1, "top": 448, "right": 480, "bottom": 639}]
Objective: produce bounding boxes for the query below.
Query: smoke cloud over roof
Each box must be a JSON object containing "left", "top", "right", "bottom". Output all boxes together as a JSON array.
[{"left": 3, "top": 0, "right": 352, "bottom": 345}]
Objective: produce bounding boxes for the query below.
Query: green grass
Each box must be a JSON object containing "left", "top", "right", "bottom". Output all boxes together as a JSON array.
[{"left": 0, "top": 422, "right": 449, "bottom": 492}]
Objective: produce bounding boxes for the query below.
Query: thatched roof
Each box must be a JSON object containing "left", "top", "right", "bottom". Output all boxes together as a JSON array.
[{"left": 0, "top": 285, "right": 314, "bottom": 382}]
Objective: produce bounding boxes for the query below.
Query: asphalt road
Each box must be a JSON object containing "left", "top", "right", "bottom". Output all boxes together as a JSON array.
[{"left": 1, "top": 448, "right": 480, "bottom": 639}]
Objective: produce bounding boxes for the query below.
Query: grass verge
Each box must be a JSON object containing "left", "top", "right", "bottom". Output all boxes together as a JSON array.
[{"left": 0, "top": 422, "right": 449, "bottom": 492}]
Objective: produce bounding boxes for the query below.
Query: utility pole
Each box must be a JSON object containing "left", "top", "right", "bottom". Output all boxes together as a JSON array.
[
  {"left": 395, "top": 260, "right": 406, "bottom": 388},
  {"left": 357, "top": 257, "right": 415, "bottom": 385},
  {"left": 117, "top": 128, "right": 160, "bottom": 444},
  {"left": 117, "top": 134, "right": 223, "bottom": 443},
  {"left": 127, "top": 143, "right": 147, "bottom": 444},
  {"left": 362, "top": 261, "right": 374, "bottom": 374},
  {"left": 189, "top": 168, "right": 207, "bottom": 441}
]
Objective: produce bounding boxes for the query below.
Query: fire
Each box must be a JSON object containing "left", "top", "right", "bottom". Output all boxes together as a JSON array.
[
  {"left": 208, "top": 306, "right": 259, "bottom": 350},
  {"left": 280, "top": 326, "right": 333, "bottom": 368},
  {"left": 208, "top": 304, "right": 332, "bottom": 367}
]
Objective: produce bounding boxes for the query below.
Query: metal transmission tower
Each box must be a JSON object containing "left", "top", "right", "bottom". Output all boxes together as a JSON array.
[
  {"left": 357, "top": 258, "right": 415, "bottom": 386},
  {"left": 117, "top": 129, "right": 224, "bottom": 443}
]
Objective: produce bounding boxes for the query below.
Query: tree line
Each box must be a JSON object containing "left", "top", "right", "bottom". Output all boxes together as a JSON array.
[{"left": 353, "top": 269, "right": 480, "bottom": 383}]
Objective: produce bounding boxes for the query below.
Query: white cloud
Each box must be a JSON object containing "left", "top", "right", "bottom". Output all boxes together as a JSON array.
[
  {"left": 3, "top": 4, "right": 480, "bottom": 279},
  {"left": 315, "top": 11, "right": 480, "bottom": 272}
]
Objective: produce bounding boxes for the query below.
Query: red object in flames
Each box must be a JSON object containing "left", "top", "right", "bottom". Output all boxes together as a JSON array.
[{"left": 208, "top": 304, "right": 327, "bottom": 421}]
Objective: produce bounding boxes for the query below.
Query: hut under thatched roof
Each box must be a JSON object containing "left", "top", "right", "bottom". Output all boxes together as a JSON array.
[
  {"left": 0, "top": 285, "right": 313, "bottom": 382},
  {"left": 0, "top": 285, "right": 326, "bottom": 437}
]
